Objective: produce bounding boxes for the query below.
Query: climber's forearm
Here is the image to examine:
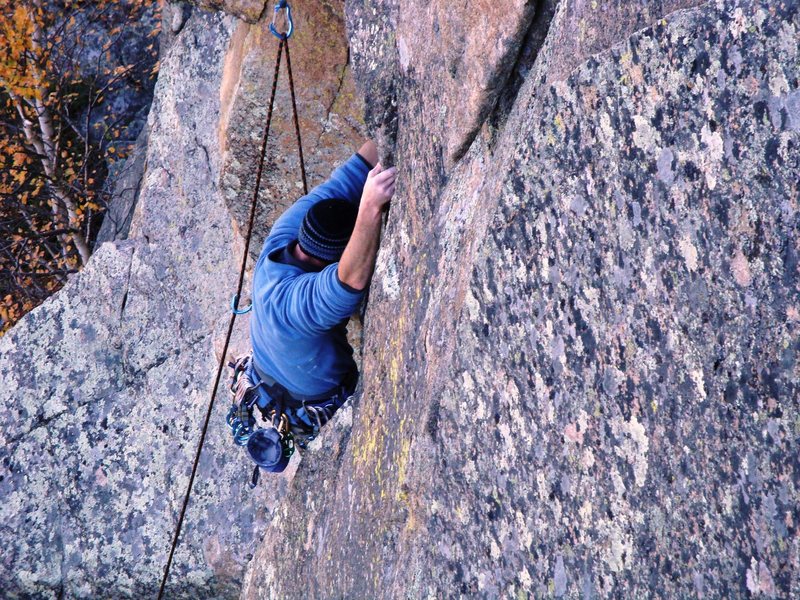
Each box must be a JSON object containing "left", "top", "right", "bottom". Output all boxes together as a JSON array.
[
  {"left": 339, "top": 159, "right": 395, "bottom": 289},
  {"left": 337, "top": 203, "right": 383, "bottom": 291}
]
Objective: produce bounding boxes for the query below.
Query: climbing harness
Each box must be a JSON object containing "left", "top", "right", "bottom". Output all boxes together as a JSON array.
[
  {"left": 225, "top": 352, "right": 356, "bottom": 486},
  {"left": 225, "top": 354, "right": 297, "bottom": 486},
  {"left": 157, "top": 3, "right": 307, "bottom": 597}
]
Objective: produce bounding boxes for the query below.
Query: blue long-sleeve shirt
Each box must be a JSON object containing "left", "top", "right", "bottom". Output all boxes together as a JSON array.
[{"left": 249, "top": 154, "right": 370, "bottom": 396}]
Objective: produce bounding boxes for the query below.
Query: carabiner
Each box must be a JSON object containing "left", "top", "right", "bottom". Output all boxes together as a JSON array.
[
  {"left": 231, "top": 293, "right": 252, "bottom": 315},
  {"left": 269, "top": 410, "right": 290, "bottom": 437},
  {"left": 225, "top": 405, "right": 238, "bottom": 428},
  {"left": 269, "top": 0, "right": 294, "bottom": 39}
]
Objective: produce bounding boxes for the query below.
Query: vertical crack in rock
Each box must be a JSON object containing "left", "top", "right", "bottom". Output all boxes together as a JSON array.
[
  {"left": 119, "top": 247, "right": 135, "bottom": 318},
  {"left": 449, "top": 0, "right": 548, "bottom": 161},
  {"left": 488, "top": 0, "right": 559, "bottom": 133},
  {"left": 195, "top": 135, "right": 213, "bottom": 175},
  {"left": 55, "top": 510, "right": 67, "bottom": 600},
  {"left": 346, "top": 0, "right": 400, "bottom": 164},
  {"left": 314, "top": 48, "right": 351, "bottom": 150},
  {"left": 326, "top": 50, "right": 351, "bottom": 125},
  {"left": 96, "top": 129, "right": 151, "bottom": 244}
]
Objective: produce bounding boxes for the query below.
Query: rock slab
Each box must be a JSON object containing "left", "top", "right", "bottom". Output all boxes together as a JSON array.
[
  {"left": 1, "top": 1, "right": 367, "bottom": 596},
  {"left": 0, "top": 11, "right": 280, "bottom": 599},
  {"left": 244, "top": 0, "right": 799, "bottom": 597}
]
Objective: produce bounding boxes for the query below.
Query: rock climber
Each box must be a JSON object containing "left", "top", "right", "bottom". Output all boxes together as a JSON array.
[{"left": 230, "top": 139, "right": 396, "bottom": 474}]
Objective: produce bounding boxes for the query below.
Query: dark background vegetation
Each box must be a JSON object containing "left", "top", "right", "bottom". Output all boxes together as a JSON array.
[{"left": 0, "top": 0, "right": 161, "bottom": 334}]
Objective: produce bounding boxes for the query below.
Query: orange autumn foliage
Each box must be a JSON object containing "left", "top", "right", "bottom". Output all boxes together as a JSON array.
[{"left": 0, "top": 0, "right": 160, "bottom": 335}]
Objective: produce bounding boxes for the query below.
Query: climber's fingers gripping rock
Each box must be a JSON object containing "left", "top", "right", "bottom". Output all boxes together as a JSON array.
[{"left": 364, "top": 163, "right": 397, "bottom": 211}]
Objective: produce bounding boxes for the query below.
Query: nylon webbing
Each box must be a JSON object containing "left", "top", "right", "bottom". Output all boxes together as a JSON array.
[{"left": 157, "top": 32, "right": 307, "bottom": 598}]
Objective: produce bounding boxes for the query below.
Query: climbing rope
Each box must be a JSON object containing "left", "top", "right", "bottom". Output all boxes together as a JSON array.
[
  {"left": 157, "top": 2, "right": 306, "bottom": 596},
  {"left": 284, "top": 40, "right": 308, "bottom": 194}
]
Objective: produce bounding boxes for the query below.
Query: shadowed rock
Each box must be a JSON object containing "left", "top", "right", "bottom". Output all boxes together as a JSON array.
[{"left": 191, "top": 0, "right": 268, "bottom": 23}]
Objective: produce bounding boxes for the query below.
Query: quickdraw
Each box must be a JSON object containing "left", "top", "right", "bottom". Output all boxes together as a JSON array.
[
  {"left": 270, "top": 410, "right": 290, "bottom": 436},
  {"left": 225, "top": 355, "right": 258, "bottom": 445},
  {"left": 230, "top": 293, "right": 252, "bottom": 315},
  {"left": 225, "top": 402, "right": 255, "bottom": 446}
]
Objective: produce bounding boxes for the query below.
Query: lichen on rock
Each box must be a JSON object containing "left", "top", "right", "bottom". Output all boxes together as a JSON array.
[
  {"left": 1, "top": 0, "right": 798, "bottom": 598},
  {"left": 244, "top": 0, "right": 799, "bottom": 597},
  {"left": 1, "top": 1, "right": 371, "bottom": 596}
]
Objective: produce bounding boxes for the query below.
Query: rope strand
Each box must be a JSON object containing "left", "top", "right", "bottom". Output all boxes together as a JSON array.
[
  {"left": 283, "top": 41, "right": 308, "bottom": 195},
  {"left": 157, "top": 34, "right": 304, "bottom": 598}
]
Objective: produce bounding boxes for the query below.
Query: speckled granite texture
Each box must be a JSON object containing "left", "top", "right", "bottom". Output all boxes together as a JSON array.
[
  {"left": 0, "top": 11, "right": 278, "bottom": 599},
  {"left": 0, "top": 1, "right": 371, "bottom": 595},
  {"left": 1, "top": 0, "right": 797, "bottom": 597},
  {"left": 244, "top": 0, "right": 799, "bottom": 597}
]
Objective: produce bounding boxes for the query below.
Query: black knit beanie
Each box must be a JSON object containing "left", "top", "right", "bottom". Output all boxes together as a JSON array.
[{"left": 297, "top": 199, "right": 358, "bottom": 263}]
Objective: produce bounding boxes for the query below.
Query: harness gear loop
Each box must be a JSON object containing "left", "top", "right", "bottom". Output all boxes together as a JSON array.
[
  {"left": 158, "top": 23, "right": 308, "bottom": 600},
  {"left": 270, "top": 0, "right": 294, "bottom": 40}
]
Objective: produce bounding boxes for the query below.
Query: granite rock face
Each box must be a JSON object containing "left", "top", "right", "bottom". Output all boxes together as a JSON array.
[
  {"left": 1, "top": 0, "right": 365, "bottom": 594},
  {"left": 1, "top": 0, "right": 798, "bottom": 597},
  {"left": 189, "top": 0, "right": 268, "bottom": 23},
  {"left": 1, "top": 1, "right": 366, "bottom": 595},
  {"left": 0, "top": 11, "right": 280, "bottom": 599},
  {"left": 245, "top": 0, "right": 799, "bottom": 598},
  {"left": 350, "top": 0, "right": 538, "bottom": 163}
]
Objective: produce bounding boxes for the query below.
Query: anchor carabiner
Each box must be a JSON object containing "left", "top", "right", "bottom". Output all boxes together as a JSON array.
[{"left": 269, "top": 0, "right": 294, "bottom": 39}]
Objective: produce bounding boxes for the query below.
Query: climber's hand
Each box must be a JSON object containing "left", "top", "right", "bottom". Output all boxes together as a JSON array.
[{"left": 362, "top": 163, "right": 396, "bottom": 213}]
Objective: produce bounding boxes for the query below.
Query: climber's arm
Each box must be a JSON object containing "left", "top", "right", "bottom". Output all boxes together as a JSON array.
[{"left": 338, "top": 162, "right": 396, "bottom": 291}]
